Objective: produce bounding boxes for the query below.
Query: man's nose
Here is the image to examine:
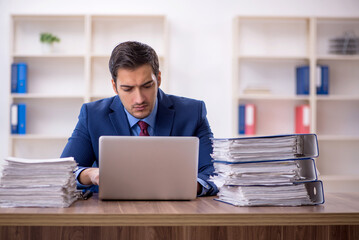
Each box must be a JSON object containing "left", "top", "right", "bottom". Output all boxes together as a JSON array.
[{"left": 134, "top": 89, "right": 145, "bottom": 104}]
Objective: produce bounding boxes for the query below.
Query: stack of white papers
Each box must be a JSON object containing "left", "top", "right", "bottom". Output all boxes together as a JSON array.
[
  {"left": 211, "top": 134, "right": 324, "bottom": 206},
  {"left": 211, "top": 135, "right": 304, "bottom": 162},
  {"left": 211, "top": 161, "right": 304, "bottom": 186},
  {"left": 218, "top": 184, "right": 312, "bottom": 206},
  {"left": 0, "top": 157, "right": 78, "bottom": 208}
]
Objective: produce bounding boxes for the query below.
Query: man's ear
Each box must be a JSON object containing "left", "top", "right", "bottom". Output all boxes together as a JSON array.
[
  {"left": 157, "top": 71, "right": 162, "bottom": 87},
  {"left": 111, "top": 79, "right": 118, "bottom": 94}
]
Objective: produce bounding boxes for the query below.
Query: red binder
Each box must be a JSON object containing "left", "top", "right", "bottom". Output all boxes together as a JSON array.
[
  {"left": 295, "top": 105, "right": 310, "bottom": 134},
  {"left": 245, "top": 104, "right": 256, "bottom": 135}
]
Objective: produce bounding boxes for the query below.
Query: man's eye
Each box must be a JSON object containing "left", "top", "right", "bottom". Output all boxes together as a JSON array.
[
  {"left": 144, "top": 82, "right": 154, "bottom": 88},
  {"left": 122, "top": 88, "right": 132, "bottom": 92}
]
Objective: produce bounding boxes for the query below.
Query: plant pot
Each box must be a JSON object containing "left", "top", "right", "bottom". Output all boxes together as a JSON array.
[{"left": 41, "top": 43, "right": 54, "bottom": 54}]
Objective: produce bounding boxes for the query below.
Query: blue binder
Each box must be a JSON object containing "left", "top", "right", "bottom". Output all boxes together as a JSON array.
[
  {"left": 238, "top": 105, "right": 245, "bottom": 135},
  {"left": 17, "top": 103, "right": 26, "bottom": 134},
  {"left": 296, "top": 66, "right": 309, "bottom": 95},
  {"left": 11, "top": 63, "right": 18, "bottom": 93},
  {"left": 17, "top": 63, "right": 27, "bottom": 94},
  {"left": 317, "top": 65, "right": 329, "bottom": 95}
]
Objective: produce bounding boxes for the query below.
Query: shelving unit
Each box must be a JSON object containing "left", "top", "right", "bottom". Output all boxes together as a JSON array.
[
  {"left": 9, "top": 14, "right": 168, "bottom": 158},
  {"left": 233, "top": 16, "right": 359, "bottom": 193}
]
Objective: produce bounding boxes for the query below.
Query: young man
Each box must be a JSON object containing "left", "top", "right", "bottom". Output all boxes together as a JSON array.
[{"left": 61, "top": 41, "right": 218, "bottom": 196}]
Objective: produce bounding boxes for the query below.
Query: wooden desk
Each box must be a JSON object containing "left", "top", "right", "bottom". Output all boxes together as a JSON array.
[{"left": 1, "top": 193, "right": 358, "bottom": 240}]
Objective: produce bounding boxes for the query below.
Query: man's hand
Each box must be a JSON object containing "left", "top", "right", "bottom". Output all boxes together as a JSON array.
[{"left": 79, "top": 168, "right": 99, "bottom": 185}]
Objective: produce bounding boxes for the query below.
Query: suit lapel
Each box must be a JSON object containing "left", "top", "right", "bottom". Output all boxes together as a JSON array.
[
  {"left": 155, "top": 89, "right": 175, "bottom": 136},
  {"left": 109, "top": 96, "right": 131, "bottom": 136}
]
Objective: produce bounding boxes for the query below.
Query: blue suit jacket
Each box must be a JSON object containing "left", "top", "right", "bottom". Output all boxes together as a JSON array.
[{"left": 61, "top": 89, "right": 218, "bottom": 195}]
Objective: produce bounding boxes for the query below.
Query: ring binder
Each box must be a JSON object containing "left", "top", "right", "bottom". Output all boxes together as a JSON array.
[{"left": 211, "top": 134, "right": 324, "bottom": 206}]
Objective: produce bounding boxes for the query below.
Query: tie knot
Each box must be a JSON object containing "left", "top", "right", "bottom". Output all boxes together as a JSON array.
[{"left": 138, "top": 121, "right": 150, "bottom": 136}]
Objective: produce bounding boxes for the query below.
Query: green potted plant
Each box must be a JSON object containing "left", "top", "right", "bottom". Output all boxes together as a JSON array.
[{"left": 40, "top": 32, "right": 60, "bottom": 53}]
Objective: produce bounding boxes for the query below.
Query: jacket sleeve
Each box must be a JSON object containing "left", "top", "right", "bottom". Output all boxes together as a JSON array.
[
  {"left": 61, "top": 104, "right": 97, "bottom": 170},
  {"left": 195, "top": 101, "right": 218, "bottom": 196}
]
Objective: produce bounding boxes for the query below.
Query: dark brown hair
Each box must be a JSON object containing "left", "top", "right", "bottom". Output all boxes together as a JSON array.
[{"left": 109, "top": 41, "right": 159, "bottom": 84}]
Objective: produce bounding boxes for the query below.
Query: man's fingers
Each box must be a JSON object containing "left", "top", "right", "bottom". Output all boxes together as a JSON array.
[{"left": 90, "top": 169, "right": 100, "bottom": 185}]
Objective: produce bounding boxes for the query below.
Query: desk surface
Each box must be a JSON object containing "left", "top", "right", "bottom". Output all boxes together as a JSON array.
[{"left": 1, "top": 193, "right": 359, "bottom": 226}]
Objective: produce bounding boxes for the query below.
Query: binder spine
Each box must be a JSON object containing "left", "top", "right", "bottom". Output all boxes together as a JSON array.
[
  {"left": 10, "top": 104, "right": 18, "bottom": 134},
  {"left": 295, "top": 105, "right": 310, "bottom": 134},
  {"left": 238, "top": 105, "right": 245, "bottom": 135},
  {"left": 296, "top": 66, "right": 309, "bottom": 95},
  {"left": 11, "top": 63, "right": 18, "bottom": 93},
  {"left": 17, "top": 63, "right": 27, "bottom": 94},
  {"left": 316, "top": 65, "right": 322, "bottom": 94},
  {"left": 303, "top": 180, "right": 325, "bottom": 205},
  {"left": 245, "top": 104, "right": 256, "bottom": 135},
  {"left": 317, "top": 65, "right": 329, "bottom": 95},
  {"left": 17, "top": 103, "right": 26, "bottom": 134}
]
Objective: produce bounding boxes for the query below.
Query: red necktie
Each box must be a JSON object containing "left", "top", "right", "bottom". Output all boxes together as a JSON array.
[{"left": 138, "top": 121, "right": 150, "bottom": 136}]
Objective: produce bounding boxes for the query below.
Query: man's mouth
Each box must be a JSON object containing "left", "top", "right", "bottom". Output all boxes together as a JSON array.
[{"left": 133, "top": 105, "right": 147, "bottom": 111}]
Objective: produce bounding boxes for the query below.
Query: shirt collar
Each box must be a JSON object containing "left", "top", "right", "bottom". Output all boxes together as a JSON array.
[{"left": 124, "top": 99, "right": 158, "bottom": 128}]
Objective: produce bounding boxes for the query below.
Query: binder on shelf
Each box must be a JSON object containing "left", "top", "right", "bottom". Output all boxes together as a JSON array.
[
  {"left": 17, "top": 103, "right": 26, "bottom": 134},
  {"left": 296, "top": 65, "right": 330, "bottom": 95},
  {"left": 329, "top": 32, "right": 359, "bottom": 55},
  {"left": 296, "top": 65, "right": 309, "bottom": 95},
  {"left": 10, "top": 104, "right": 18, "bottom": 134},
  {"left": 238, "top": 104, "right": 256, "bottom": 135},
  {"left": 16, "top": 62, "right": 28, "bottom": 94},
  {"left": 295, "top": 104, "right": 310, "bottom": 134},
  {"left": 316, "top": 65, "right": 329, "bottom": 95},
  {"left": 238, "top": 105, "right": 245, "bottom": 134},
  {"left": 11, "top": 63, "right": 18, "bottom": 93},
  {"left": 245, "top": 104, "right": 256, "bottom": 135}
]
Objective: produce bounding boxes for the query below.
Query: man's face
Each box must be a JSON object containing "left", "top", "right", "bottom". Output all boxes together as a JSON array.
[{"left": 112, "top": 64, "right": 161, "bottom": 119}]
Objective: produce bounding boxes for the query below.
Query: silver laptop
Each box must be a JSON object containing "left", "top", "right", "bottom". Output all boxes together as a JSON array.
[{"left": 99, "top": 136, "right": 199, "bottom": 200}]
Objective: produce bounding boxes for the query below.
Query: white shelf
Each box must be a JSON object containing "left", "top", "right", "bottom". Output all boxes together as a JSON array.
[
  {"left": 235, "top": 17, "right": 309, "bottom": 57},
  {"left": 10, "top": 134, "right": 69, "bottom": 140},
  {"left": 91, "top": 54, "right": 165, "bottom": 59},
  {"left": 233, "top": 16, "right": 359, "bottom": 193},
  {"left": 237, "top": 94, "right": 309, "bottom": 100},
  {"left": 316, "top": 95, "right": 359, "bottom": 101},
  {"left": 317, "top": 55, "right": 359, "bottom": 61},
  {"left": 316, "top": 18, "right": 359, "bottom": 56},
  {"left": 236, "top": 59, "right": 308, "bottom": 96},
  {"left": 319, "top": 175, "right": 359, "bottom": 193},
  {"left": 317, "top": 101, "right": 359, "bottom": 136},
  {"left": 11, "top": 93, "right": 85, "bottom": 99},
  {"left": 12, "top": 15, "right": 86, "bottom": 55},
  {"left": 320, "top": 175, "right": 359, "bottom": 182},
  {"left": 90, "top": 94, "right": 115, "bottom": 99},
  {"left": 8, "top": 14, "right": 168, "bottom": 158},
  {"left": 317, "top": 135, "right": 359, "bottom": 141},
  {"left": 238, "top": 55, "right": 309, "bottom": 60},
  {"left": 91, "top": 15, "right": 166, "bottom": 57},
  {"left": 13, "top": 54, "right": 85, "bottom": 58},
  {"left": 91, "top": 54, "right": 110, "bottom": 58}
]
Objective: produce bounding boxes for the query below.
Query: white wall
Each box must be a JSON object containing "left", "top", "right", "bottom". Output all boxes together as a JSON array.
[{"left": 1, "top": 0, "right": 359, "bottom": 160}]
